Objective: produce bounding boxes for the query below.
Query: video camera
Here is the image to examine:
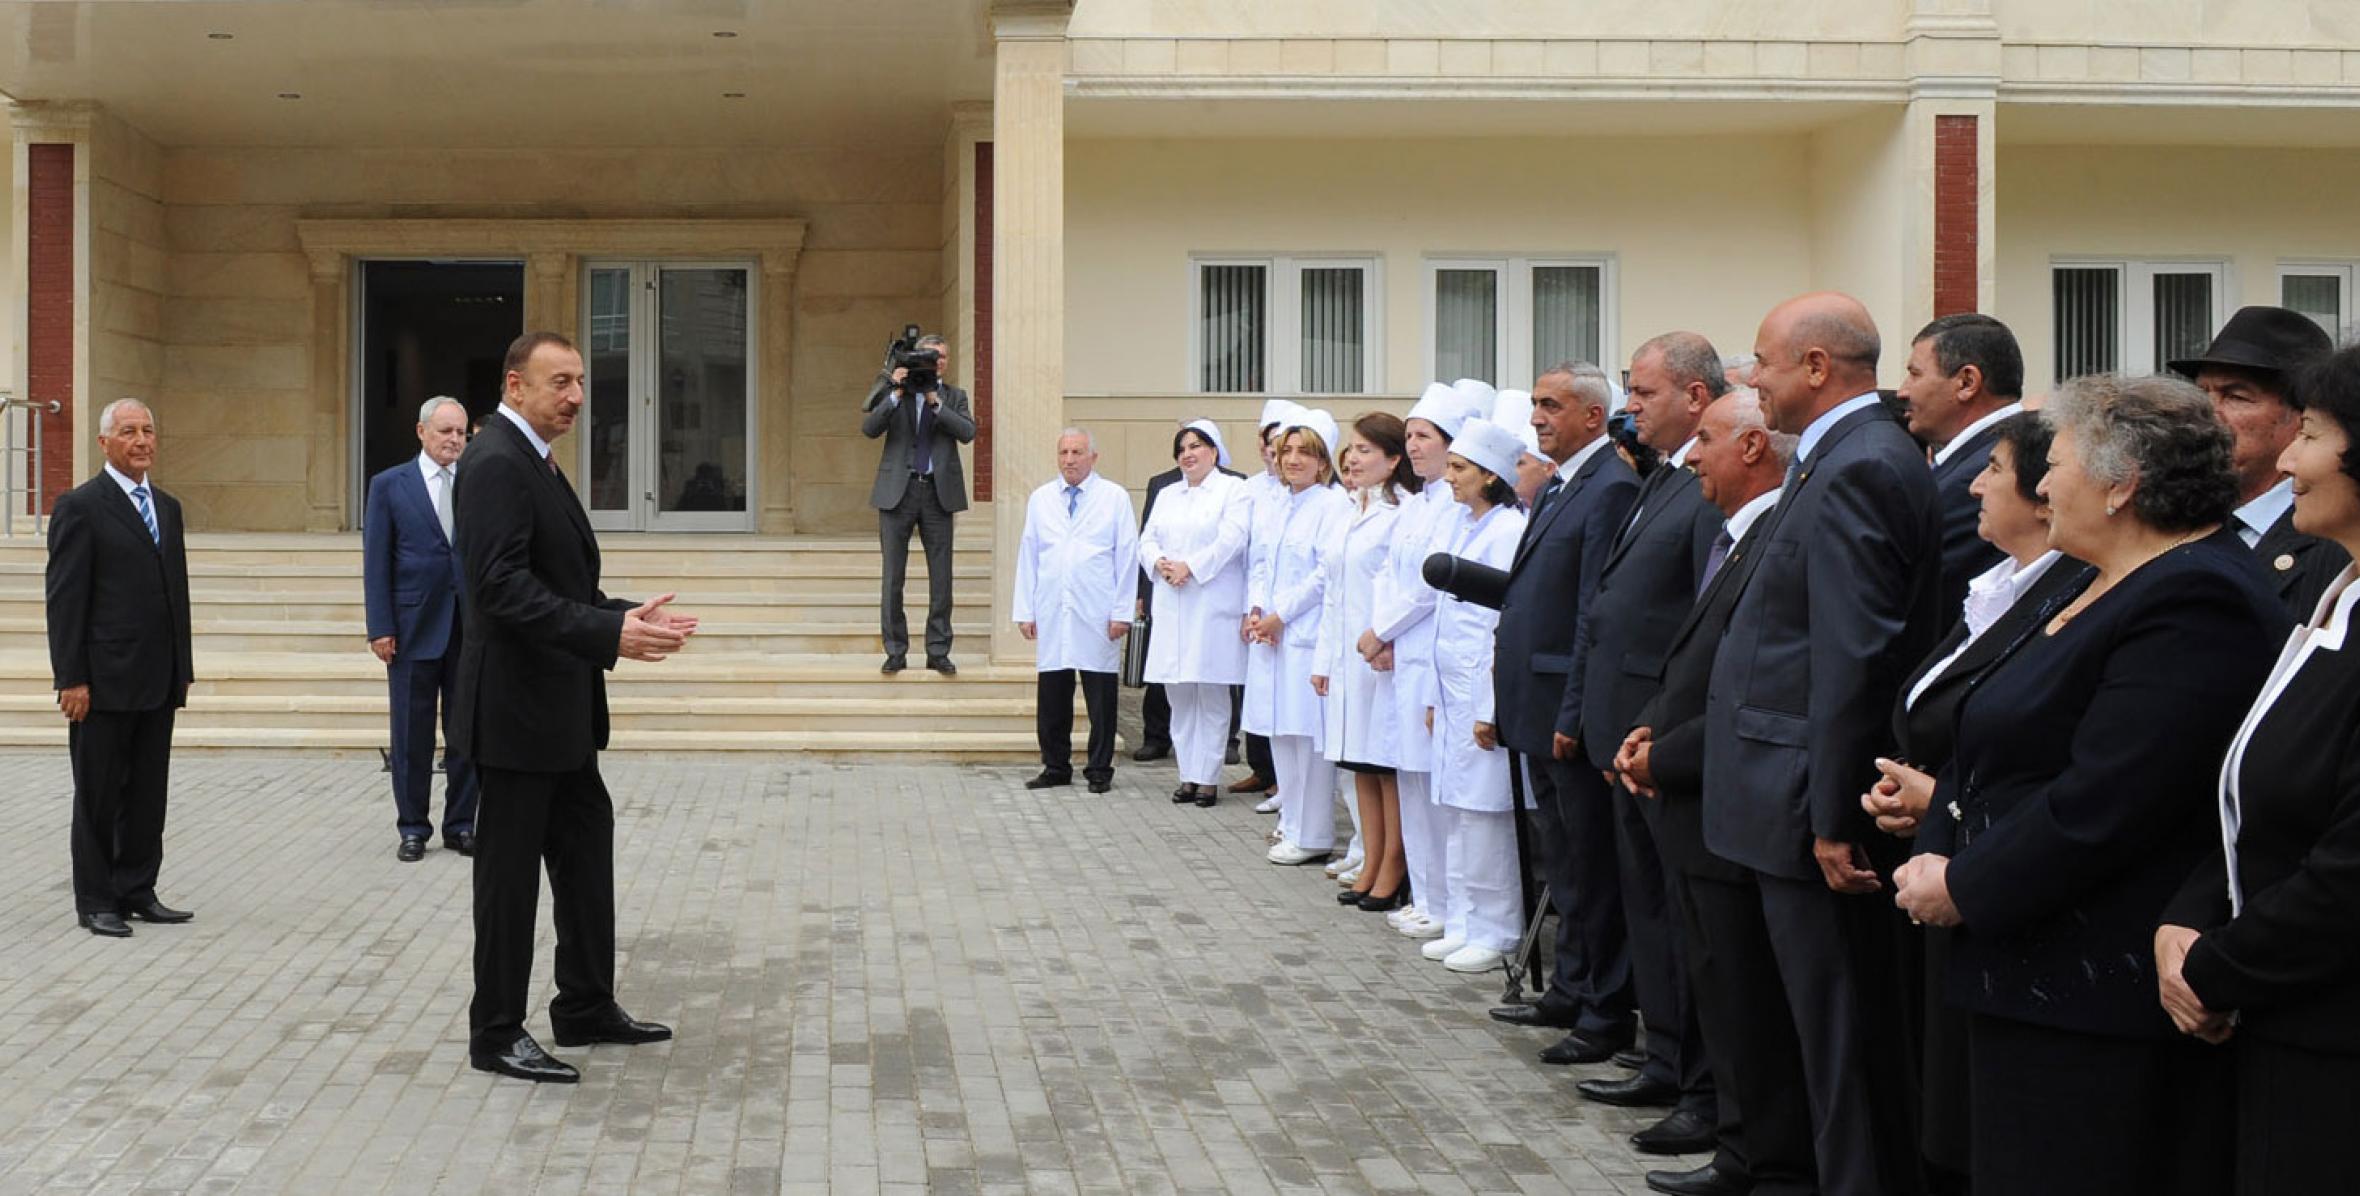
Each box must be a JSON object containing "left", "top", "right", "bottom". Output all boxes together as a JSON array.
[{"left": 885, "top": 324, "right": 941, "bottom": 396}]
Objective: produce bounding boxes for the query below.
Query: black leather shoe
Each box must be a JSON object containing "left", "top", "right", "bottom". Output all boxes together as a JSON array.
[
  {"left": 470, "top": 1033, "right": 579, "bottom": 1083},
  {"left": 444, "top": 832, "right": 475, "bottom": 857},
  {"left": 1578, "top": 1073, "right": 1681, "bottom": 1109},
  {"left": 79, "top": 911, "right": 132, "bottom": 937},
  {"left": 1613, "top": 1047, "right": 1648, "bottom": 1070},
  {"left": 1087, "top": 778, "right": 1112, "bottom": 794},
  {"left": 1024, "top": 772, "right": 1072, "bottom": 790},
  {"left": 1539, "top": 1029, "right": 1634, "bottom": 1066},
  {"left": 551, "top": 1010, "right": 673, "bottom": 1048},
  {"left": 1631, "top": 1108, "right": 1716, "bottom": 1155},
  {"left": 1488, "top": 1001, "right": 1581, "bottom": 1030},
  {"left": 1171, "top": 784, "right": 1197, "bottom": 803},
  {"left": 927, "top": 657, "right": 957, "bottom": 675},
  {"left": 398, "top": 836, "right": 426, "bottom": 862},
  {"left": 121, "top": 900, "right": 193, "bottom": 924},
  {"left": 1193, "top": 789, "right": 1217, "bottom": 808},
  {"left": 881, "top": 655, "right": 907, "bottom": 674},
  {"left": 1643, "top": 1161, "right": 1747, "bottom": 1196},
  {"left": 1132, "top": 742, "right": 1171, "bottom": 762}
]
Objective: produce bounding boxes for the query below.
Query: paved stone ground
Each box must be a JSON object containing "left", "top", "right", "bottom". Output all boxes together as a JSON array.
[{"left": 0, "top": 742, "right": 1686, "bottom": 1196}]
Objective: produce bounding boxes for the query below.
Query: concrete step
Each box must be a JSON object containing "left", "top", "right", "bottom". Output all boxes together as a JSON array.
[
  {"left": 0, "top": 618, "right": 998, "bottom": 657},
  {"left": 0, "top": 725, "right": 1064, "bottom": 758},
  {"left": 0, "top": 692, "right": 1087, "bottom": 734}
]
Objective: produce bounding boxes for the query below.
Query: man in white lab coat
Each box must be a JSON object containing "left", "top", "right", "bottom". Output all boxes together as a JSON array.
[{"left": 1015, "top": 428, "right": 1139, "bottom": 794}]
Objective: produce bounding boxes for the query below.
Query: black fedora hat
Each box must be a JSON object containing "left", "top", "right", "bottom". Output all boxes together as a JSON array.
[{"left": 2168, "top": 305, "right": 2333, "bottom": 380}]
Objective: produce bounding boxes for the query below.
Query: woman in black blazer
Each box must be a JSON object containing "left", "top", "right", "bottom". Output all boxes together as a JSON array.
[
  {"left": 2156, "top": 343, "right": 2360, "bottom": 1195},
  {"left": 1862, "top": 411, "right": 2091, "bottom": 1195},
  {"left": 1892, "top": 374, "right": 2284, "bottom": 1196}
]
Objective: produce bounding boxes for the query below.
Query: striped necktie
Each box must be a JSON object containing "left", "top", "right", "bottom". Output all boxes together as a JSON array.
[{"left": 131, "top": 484, "right": 160, "bottom": 545}]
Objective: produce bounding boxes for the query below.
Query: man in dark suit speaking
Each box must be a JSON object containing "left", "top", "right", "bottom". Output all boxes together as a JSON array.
[
  {"left": 46, "top": 398, "right": 195, "bottom": 939},
  {"left": 364, "top": 396, "right": 478, "bottom": 863},
  {"left": 862, "top": 334, "right": 975, "bottom": 675},
  {"left": 452, "top": 331, "right": 699, "bottom": 1084}
]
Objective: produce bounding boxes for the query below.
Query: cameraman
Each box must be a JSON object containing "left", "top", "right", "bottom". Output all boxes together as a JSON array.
[{"left": 861, "top": 334, "right": 975, "bottom": 674}]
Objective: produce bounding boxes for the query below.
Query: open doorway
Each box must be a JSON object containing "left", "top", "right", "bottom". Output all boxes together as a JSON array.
[{"left": 357, "top": 260, "right": 524, "bottom": 518}]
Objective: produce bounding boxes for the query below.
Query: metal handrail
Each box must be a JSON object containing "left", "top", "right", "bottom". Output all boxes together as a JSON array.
[{"left": 0, "top": 392, "right": 61, "bottom": 538}]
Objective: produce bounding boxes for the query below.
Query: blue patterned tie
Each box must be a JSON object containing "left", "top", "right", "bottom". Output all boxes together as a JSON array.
[
  {"left": 1066, "top": 484, "right": 1080, "bottom": 517},
  {"left": 132, "top": 484, "right": 159, "bottom": 546}
]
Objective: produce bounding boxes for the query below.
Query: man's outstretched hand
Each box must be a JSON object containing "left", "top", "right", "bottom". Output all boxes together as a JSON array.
[{"left": 621, "top": 593, "right": 698, "bottom": 662}]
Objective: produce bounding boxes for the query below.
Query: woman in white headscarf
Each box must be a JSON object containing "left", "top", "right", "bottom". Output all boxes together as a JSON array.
[
  {"left": 1424, "top": 417, "right": 1530, "bottom": 974},
  {"left": 1314, "top": 411, "right": 1420, "bottom": 909},
  {"left": 1139, "top": 420, "right": 1252, "bottom": 806},
  {"left": 1246, "top": 408, "right": 1353, "bottom": 866}
]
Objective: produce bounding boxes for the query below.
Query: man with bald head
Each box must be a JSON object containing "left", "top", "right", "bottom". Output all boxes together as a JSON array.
[{"left": 1703, "top": 293, "right": 1939, "bottom": 1196}]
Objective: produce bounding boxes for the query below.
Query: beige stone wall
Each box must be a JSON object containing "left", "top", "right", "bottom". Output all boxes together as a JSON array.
[
  {"left": 1063, "top": 392, "right": 1412, "bottom": 507},
  {"left": 0, "top": 121, "right": 12, "bottom": 408},
  {"left": 1999, "top": 143, "right": 2360, "bottom": 396},
  {"left": 89, "top": 111, "right": 164, "bottom": 453},
  {"left": 156, "top": 144, "right": 944, "bottom": 532},
  {"left": 1064, "top": 134, "right": 1817, "bottom": 397},
  {"left": 1807, "top": 108, "right": 1911, "bottom": 360},
  {"left": 1068, "top": 0, "right": 1906, "bottom": 42}
]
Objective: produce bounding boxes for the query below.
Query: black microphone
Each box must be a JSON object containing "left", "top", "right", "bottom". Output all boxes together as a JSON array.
[{"left": 1423, "top": 551, "right": 1509, "bottom": 610}]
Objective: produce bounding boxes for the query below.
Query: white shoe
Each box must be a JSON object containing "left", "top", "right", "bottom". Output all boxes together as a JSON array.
[
  {"left": 1400, "top": 916, "right": 1446, "bottom": 940},
  {"left": 1324, "top": 853, "right": 1362, "bottom": 879},
  {"left": 1386, "top": 903, "right": 1419, "bottom": 929},
  {"left": 1253, "top": 795, "right": 1282, "bottom": 814},
  {"left": 1421, "top": 935, "right": 1466, "bottom": 961},
  {"left": 1336, "top": 866, "right": 1362, "bottom": 886},
  {"left": 1444, "top": 945, "right": 1507, "bottom": 974},
  {"left": 1267, "top": 841, "right": 1330, "bottom": 866}
]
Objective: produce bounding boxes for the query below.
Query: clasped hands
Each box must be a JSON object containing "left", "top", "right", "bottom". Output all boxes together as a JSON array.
[
  {"left": 1241, "top": 609, "right": 1284, "bottom": 646},
  {"left": 1151, "top": 557, "right": 1194, "bottom": 587},
  {"left": 620, "top": 593, "right": 700, "bottom": 662},
  {"left": 2155, "top": 925, "right": 2234, "bottom": 1045}
]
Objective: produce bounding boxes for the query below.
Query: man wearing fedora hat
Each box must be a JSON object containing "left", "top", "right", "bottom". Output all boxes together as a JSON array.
[{"left": 2170, "top": 304, "right": 2349, "bottom": 620}]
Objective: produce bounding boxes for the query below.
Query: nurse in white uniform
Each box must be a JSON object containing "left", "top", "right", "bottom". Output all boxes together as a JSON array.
[
  {"left": 1425, "top": 417, "right": 1530, "bottom": 973},
  {"left": 1313, "top": 412, "right": 1419, "bottom": 908},
  {"left": 1247, "top": 409, "right": 1353, "bottom": 865},
  {"left": 1138, "top": 420, "right": 1253, "bottom": 806},
  {"left": 1236, "top": 399, "right": 1305, "bottom": 808}
]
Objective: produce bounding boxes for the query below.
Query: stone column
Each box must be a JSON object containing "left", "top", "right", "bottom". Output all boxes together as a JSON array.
[
  {"left": 302, "top": 250, "right": 346, "bottom": 530},
  {"left": 760, "top": 252, "right": 798, "bottom": 533},
  {"left": 1904, "top": 1, "right": 2000, "bottom": 328},
  {"left": 987, "top": 0, "right": 1073, "bottom": 663}
]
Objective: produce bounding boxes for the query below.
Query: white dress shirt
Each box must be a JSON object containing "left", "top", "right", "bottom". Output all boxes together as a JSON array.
[
  {"left": 2234, "top": 478, "right": 2295, "bottom": 549},
  {"left": 1905, "top": 550, "right": 2064, "bottom": 711},
  {"left": 1793, "top": 391, "right": 1886, "bottom": 471},
  {"left": 2217, "top": 563, "right": 2360, "bottom": 912},
  {"left": 1931, "top": 402, "right": 2024, "bottom": 468},
  {"left": 496, "top": 405, "right": 552, "bottom": 460}
]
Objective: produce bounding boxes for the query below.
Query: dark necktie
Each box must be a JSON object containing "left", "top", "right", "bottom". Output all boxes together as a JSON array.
[
  {"left": 1698, "top": 527, "right": 1735, "bottom": 596},
  {"left": 911, "top": 394, "right": 934, "bottom": 475}
]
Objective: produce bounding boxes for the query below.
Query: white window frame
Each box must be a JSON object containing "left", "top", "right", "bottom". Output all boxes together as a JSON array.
[
  {"left": 2278, "top": 261, "right": 2355, "bottom": 340},
  {"left": 1187, "top": 254, "right": 1383, "bottom": 396},
  {"left": 1423, "top": 254, "right": 1619, "bottom": 387},
  {"left": 2050, "top": 257, "right": 2231, "bottom": 378}
]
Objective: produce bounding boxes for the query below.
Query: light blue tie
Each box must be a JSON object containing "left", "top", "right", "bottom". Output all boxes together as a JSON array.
[
  {"left": 1066, "top": 484, "right": 1080, "bottom": 517},
  {"left": 132, "top": 484, "right": 159, "bottom": 546}
]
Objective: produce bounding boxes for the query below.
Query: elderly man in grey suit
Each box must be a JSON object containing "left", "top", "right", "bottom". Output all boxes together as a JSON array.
[{"left": 862, "top": 334, "right": 975, "bottom": 675}]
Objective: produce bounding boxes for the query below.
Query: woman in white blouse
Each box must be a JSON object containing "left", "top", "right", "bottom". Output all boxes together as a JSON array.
[
  {"left": 1314, "top": 413, "right": 1419, "bottom": 909},
  {"left": 1247, "top": 410, "right": 1354, "bottom": 866},
  {"left": 1425, "top": 417, "right": 1532, "bottom": 974},
  {"left": 1139, "top": 421, "right": 1253, "bottom": 806}
]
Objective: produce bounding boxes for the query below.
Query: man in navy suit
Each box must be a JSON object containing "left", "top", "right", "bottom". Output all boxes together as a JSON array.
[
  {"left": 365, "top": 396, "right": 478, "bottom": 863},
  {"left": 1494, "top": 362, "right": 1642, "bottom": 1062},
  {"left": 1897, "top": 313, "right": 2022, "bottom": 628},
  {"left": 1704, "top": 293, "right": 1940, "bottom": 1196}
]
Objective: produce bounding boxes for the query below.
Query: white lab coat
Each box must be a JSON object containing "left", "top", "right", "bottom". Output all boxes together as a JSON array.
[
  {"left": 1368, "top": 483, "right": 1465, "bottom": 773},
  {"left": 1243, "top": 482, "right": 1353, "bottom": 741},
  {"left": 1012, "top": 472, "right": 1138, "bottom": 674},
  {"left": 1315, "top": 490, "right": 1402, "bottom": 767},
  {"left": 1138, "top": 470, "right": 1252, "bottom": 686},
  {"left": 1433, "top": 502, "right": 1527, "bottom": 812}
]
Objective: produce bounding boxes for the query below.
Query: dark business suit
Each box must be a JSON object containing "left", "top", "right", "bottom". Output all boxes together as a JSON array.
[
  {"left": 1703, "top": 400, "right": 1941, "bottom": 1196},
  {"left": 451, "top": 412, "right": 638, "bottom": 1054},
  {"left": 862, "top": 374, "right": 975, "bottom": 661},
  {"left": 1919, "top": 532, "right": 2279, "bottom": 1196},
  {"left": 2162, "top": 572, "right": 2360, "bottom": 1194},
  {"left": 1889, "top": 553, "right": 2091, "bottom": 1183},
  {"left": 1576, "top": 460, "right": 1722, "bottom": 1107},
  {"left": 1495, "top": 441, "right": 1639, "bottom": 1034},
  {"left": 1929, "top": 423, "right": 2007, "bottom": 633},
  {"left": 46, "top": 470, "right": 193, "bottom": 916},
  {"left": 364, "top": 459, "right": 478, "bottom": 841},
  {"left": 2252, "top": 505, "right": 2350, "bottom": 624}
]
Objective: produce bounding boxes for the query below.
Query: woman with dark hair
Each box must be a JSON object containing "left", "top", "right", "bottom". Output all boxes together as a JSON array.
[
  {"left": 1139, "top": 420, "right": 1252, "bottom": 806},
  {"left": 1862, "top": 409, "right": 2089, "bottom": 1193},
  {"left": 1892, "top": 374, "right": 2284, "bottom": 1195},
  {"left": 1423, "top": 417, "right": 1530, "bottom": 973},
  {"left": 1314, "top": 412, "right": 1419, "bottom": 909},
  {"left": 1247, "top": 411, "right": 1353, "bottom": 866},
  {"left": 2156, "top": 342, "right": 2360, "bottom": 1195}
]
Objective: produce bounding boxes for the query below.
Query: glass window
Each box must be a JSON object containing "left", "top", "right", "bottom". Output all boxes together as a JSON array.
[
  {"left": 1299, "top": 266, "right": 1365, "bottom": 394},
  {"left": 1198, "top": 264, "right": 1267, "bottom": 393},
  {"left": 2151, "top": 271, "right": 2215, "bottom": 374},
  {"left": 1532, "top": 265, "right": 1603, "bottom": 374},
  {"left": 2283, "top": 271, "right": 2347, "bottom": 340},
  {"left": 1434, "top": 268, "right": 1500, "bottom": 385}
]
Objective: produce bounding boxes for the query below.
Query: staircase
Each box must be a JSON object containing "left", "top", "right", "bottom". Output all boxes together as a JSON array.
[{"left": 0, "top": 529, "right": 1083, "bottom": 757}]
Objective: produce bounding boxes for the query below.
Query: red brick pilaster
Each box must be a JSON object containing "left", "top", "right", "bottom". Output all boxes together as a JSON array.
[
  {"left": 1933, "top": 115, "right": 1979, "bottom": 317},
  {"left": 26, "top": 143, "right": 75, "bottom": 512},
  {"left": 973, "top": 139, "right": 995, "bottom": 503}
]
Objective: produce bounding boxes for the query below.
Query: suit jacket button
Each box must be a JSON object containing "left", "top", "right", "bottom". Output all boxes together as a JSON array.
[{"left": 2275, "top": 553, "right": 2296, "bottom": 572}]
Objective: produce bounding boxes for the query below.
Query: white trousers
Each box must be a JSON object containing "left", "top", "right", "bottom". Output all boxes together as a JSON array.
[
  {"left": 1168, "top": 683, "right": 1231, "bottom": 786},
  {"left": 1342, "top": 776, "right": 1365, "bottom": 862},
  {"left": 1440, "top": 804, "right": 1522, "bottom": 951},
  {"left": 1272, "top": 735, "right": 1337, "bottom": 851},
  {"left": 1398, "top": 770, "right": 1446, "bottom": 917}
]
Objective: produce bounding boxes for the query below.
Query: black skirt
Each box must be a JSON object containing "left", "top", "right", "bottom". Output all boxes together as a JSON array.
[
  {"left": 2235, "top": 1037, "right": 2360, "bottom": 1195},
  {"left": 1968, "top": 1013, "right": 2230, "bottom": 1196},
  {"left": 1337, "top": 760, "right": 1395, "bottom": 776}
]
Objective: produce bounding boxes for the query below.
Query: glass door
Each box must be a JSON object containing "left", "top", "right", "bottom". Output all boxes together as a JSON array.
[{"left": 581, "top": 261, "right": 756, "bottom": 531}]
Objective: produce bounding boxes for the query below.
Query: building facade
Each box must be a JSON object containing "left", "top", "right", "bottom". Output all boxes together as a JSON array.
[{"left": 6, "top": 0, "right": 2360, "bottom": 659}]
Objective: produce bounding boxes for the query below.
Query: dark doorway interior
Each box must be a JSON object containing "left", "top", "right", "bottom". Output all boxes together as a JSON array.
[{"left": 360, "top": 260, "right": 524, "bottom": 511}]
